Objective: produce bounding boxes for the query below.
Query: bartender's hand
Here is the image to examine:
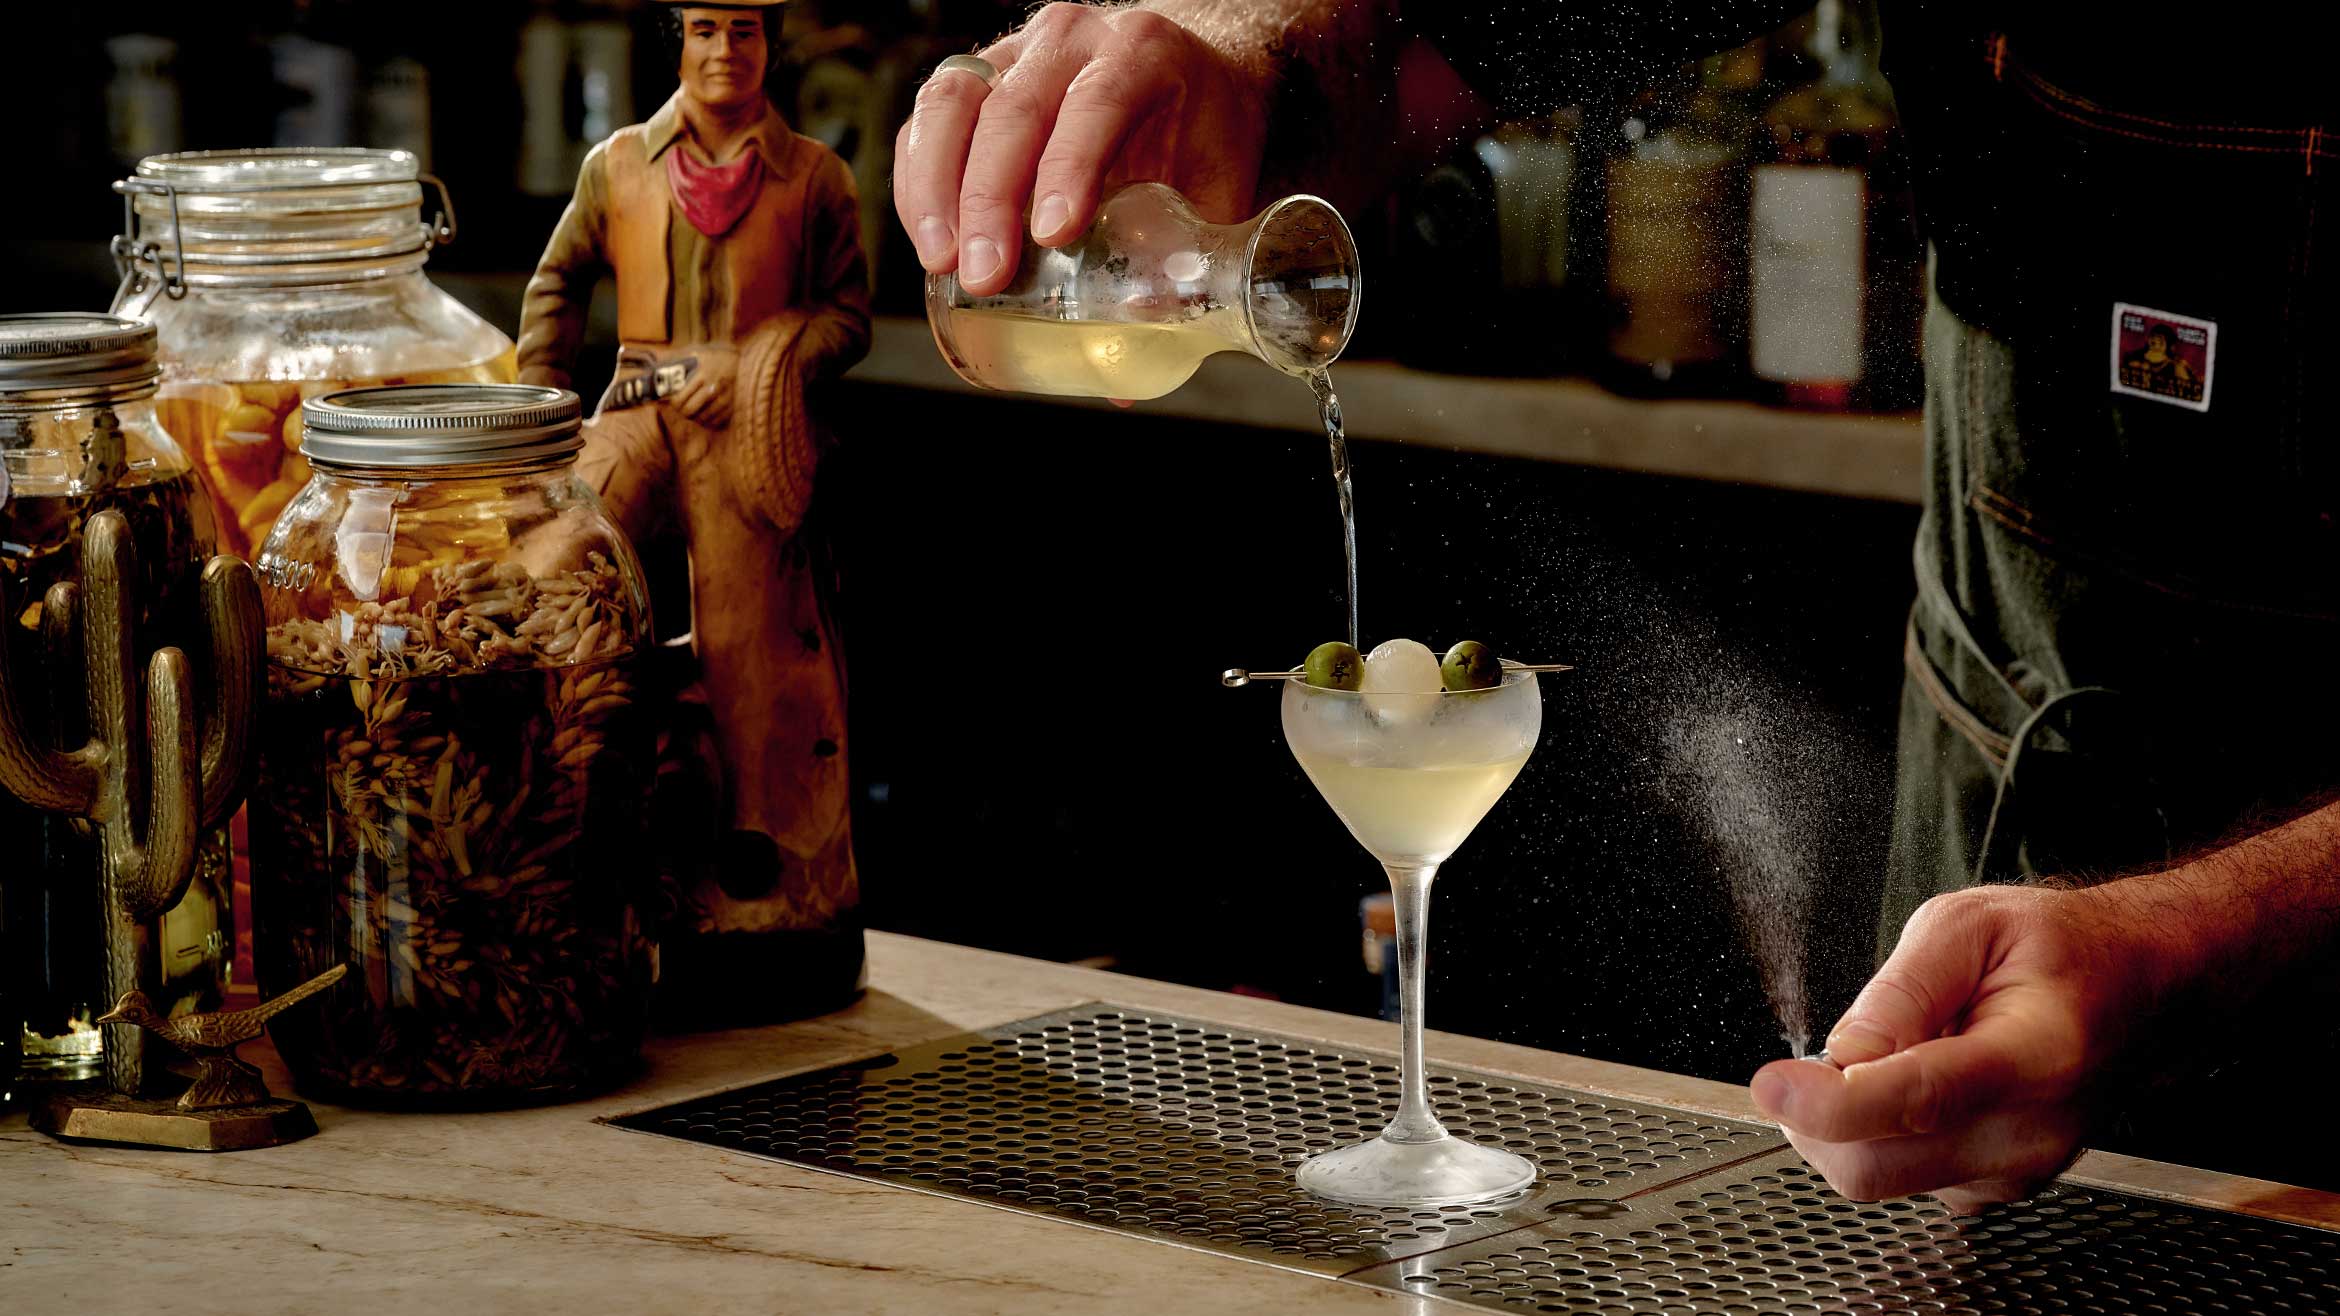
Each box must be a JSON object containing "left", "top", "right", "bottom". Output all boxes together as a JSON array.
[
  {"left": 670, "top": 343, "right": 740, "bottom": 430},
  {"left": 894, "top": 2, "right": 1273, "bottom": 296},
  {"left": 1748, "top": 885, "right": 2165, "bottom": 1214}
]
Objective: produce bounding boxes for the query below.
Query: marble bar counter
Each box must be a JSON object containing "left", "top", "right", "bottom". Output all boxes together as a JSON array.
[{"left": 7, "top": 932, "right": 2338, "bottom": 1314}]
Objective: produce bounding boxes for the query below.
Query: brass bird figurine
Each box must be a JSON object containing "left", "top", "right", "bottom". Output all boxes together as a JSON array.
[{"left": 98, "top": 964, "right": 349, "bottom": 1111}]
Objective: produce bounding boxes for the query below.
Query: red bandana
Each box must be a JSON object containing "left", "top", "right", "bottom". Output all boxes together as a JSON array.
[{"left": 665, "top": 144, "right": 764, "bottom": 238}]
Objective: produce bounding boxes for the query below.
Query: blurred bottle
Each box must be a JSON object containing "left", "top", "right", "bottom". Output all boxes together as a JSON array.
[
  {"left": 1359, "top": 892, "right": 1398, "bottom": 1021},
  {"left": 365, "top": 54, "right": 433, "bottom": 170},
  {"left": 1394, "top": 111, "right": 1586, "bottom": 377},
  {"left": 1748, "top": 0, "right": 1922, "bottom": 410},
  {"left": 271, "top": 1, "right": 360, "bottom": 147},
  {"left": 1600, "top": 43, "right": 1763, "bottom": 397},
  {"left": 515, "top": 4, "right": 576, "bottom": 198},
  {"left": 515, "top": 3, "right": 638, "bottom": 200},
  {"left": 1391, "top": 141, "right": 1499, "bottom": 373},
  {"left": 104, "top": 34, "right": 183, "bottom": 169},
  {"left": 573, "top": 14, "right": 636, "bottom": 151}
]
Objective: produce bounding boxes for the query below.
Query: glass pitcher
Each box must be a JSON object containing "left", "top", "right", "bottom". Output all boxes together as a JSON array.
[{"left": 924, "top": 183, "right": 1361, "bottom": 400}]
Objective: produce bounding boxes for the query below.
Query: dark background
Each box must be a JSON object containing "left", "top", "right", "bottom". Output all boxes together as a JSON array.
[{"left": 1, "top": 0, "right": 1920, "bottom": 1089}]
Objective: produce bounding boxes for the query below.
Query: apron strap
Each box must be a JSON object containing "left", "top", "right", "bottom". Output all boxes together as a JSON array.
[
  {"left": 1910, "top": 532, "right": 2032, "bottom": 715},
  {"left": 1975, "top": 686, "right": 2107, "bottom": 883}
]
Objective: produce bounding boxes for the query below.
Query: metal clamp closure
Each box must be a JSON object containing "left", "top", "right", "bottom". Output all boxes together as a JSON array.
[
  {"left": 421, "top": 172, "right": 458, "bottom": 248},
  {"left": 109, "top": 177, "right": 188, "bottom": 311},
  {"left": 106, "top": 169, "right": 453, "bottom": 302}
]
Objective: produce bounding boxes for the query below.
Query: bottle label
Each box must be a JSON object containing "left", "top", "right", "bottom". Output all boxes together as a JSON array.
[
  {"left": 1750, "top": 165, "right": 1865, "bottom": 385},
  {"left": 1608, "top": 153, "right": 1736, "bottom": 368}
]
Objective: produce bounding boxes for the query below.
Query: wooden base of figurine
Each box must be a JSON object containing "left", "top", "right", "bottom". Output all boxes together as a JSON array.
[{"left": 32, "top": 1090, "right": 318, "bottom": 1151}]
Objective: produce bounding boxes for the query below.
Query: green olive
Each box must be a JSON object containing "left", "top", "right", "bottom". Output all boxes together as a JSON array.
[
  {"left": 1441, "top": 640, "right": 1501, "bottom": 691},
  {"left": 1302, "top": 640, "right": 1364, "bottom": 690}
]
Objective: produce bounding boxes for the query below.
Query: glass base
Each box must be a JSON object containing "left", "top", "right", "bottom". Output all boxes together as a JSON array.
[{"left": 1296, "top": 1133, "right": 1536, "bottom": 1207}]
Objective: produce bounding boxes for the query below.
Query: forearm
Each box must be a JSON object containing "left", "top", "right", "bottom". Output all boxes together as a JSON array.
[
  {"left": 1142, "top": 0, "right": 1476, "bottom": 208},
  {"left": 2085, "top": 800, "right": 2340, "bottom": 1023},
  {"left": 1142, "top": 0, "right": 1392, "bottom": 91}
]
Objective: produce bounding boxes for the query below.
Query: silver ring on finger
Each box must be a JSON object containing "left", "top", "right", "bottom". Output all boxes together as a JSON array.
[{"left": 934, "top": 54, "right": 1002, "bottom": 93}]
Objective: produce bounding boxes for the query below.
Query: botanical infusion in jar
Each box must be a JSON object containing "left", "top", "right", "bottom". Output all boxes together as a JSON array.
[
  {"left": 111, "top": 148, "right": 516, "bottom": 559},
  {"left": 248, "top": 384, "right": 655, "bottom": 1106}
]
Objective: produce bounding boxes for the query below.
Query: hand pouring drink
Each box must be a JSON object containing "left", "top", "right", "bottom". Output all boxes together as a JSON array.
[{"left": 927, "top": 183, "right": 1366, "bottom": 647}]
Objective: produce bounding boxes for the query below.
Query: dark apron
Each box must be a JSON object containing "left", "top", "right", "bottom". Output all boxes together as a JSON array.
[{"left": 1883, "top": 26, "right": 2340, "bottom": 1186}]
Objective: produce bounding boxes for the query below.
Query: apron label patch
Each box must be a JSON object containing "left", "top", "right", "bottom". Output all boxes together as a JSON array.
[{"left": 2111, "top": 303, "right": 2215, "bottom": 412}]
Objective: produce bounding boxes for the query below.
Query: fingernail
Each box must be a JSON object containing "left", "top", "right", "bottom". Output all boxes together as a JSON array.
[
  {"left": 1032, "top": 193, "right": 1070, "bottom": 242},
  {"left": 1751, "top": 1070, "right": 1793, "bottom": 1122},
  {"left": 1827, "top": 1023, "right": 1894, "bottom": 1061},
  {"left": 961, "top": 235, "right": 1001, "bottom": 286},
  {"left": 915, "top": 216, "right": 952, "bottom": 267}
]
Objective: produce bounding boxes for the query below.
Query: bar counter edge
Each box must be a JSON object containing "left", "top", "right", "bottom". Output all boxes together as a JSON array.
[{"left": 3, "top": 932, "right": 2329, "bottom": 1315}]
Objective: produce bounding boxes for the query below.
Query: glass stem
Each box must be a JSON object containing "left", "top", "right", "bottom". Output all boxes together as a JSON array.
[{"left": 1380, "top": 862, "right": 1448, "bottom": 1145}]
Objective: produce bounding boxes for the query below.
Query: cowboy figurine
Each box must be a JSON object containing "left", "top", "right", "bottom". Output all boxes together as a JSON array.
[{"left": 519, "top": 0, "right": 871, "bottom": 1019}]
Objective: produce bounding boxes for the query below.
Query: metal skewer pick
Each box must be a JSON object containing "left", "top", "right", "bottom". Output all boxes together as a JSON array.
[{"left": 1221, "top": 660, "right": 1575, "bottom": 688}]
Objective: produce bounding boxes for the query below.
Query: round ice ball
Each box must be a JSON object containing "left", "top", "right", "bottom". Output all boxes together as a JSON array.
[{"left": 1361, "top": 638, "right": 1443, "bottom": 723}]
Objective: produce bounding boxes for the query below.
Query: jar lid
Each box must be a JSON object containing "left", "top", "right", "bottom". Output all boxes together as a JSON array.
[
  {"left": 0, "top": 313, "right": 160, "bottom": 395},
  {"left": 302, "top": 384, "right": 584, "bottom": 469},
  {"left": 132, "top": 148, "right": 422, "bottom": 218},
  {"left": 122, "top": 148, "right": 442, "bottom": 273}
]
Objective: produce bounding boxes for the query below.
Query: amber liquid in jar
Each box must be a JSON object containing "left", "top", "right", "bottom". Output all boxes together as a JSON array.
[{"left": 152, "top": 348, "right": 517, "bottom": 558}]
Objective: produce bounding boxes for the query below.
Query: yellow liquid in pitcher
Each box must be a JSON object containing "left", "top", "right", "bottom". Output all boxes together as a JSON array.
[
  {"left": 943, "top": 313, "right": 1224, "bottom": 400},
  {"left": 153, "top": 347, "right": 518, "bottom": 558}
]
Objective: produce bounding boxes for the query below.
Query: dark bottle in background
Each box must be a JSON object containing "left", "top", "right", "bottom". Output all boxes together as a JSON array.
[
  {"left": 1393, "top": 110, "right": 1587, "bottom": 377},
  {"left": 1481, "top": 111, "right": 1586, "bottom": 355},
  {"left": 1600, "top": 42, "right": 1763, "bottom": 398},
  {"left": 270, "top": 0, "right": 361, "bottom": 147},
  {"left": 1748, "top": 0, "right": 1921, "bottom": 411},
  {"left": 1391, "top": 138, "right": 1503, "bottom": 373},
  {"left": 0, "top": 807, "right": 105, "bottom": 1102}
]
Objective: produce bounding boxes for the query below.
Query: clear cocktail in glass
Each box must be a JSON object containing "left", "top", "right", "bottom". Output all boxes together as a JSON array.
[{"left": 1281, "top": 662, "right": 1544, "bottom": 1206}]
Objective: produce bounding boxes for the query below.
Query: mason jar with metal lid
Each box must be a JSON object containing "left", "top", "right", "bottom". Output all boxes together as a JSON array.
[
  {"left": 0, "top": 312, "right": 230, "bottom": 1101},
  {"left": 248, "top": 383, "right": 656, "bottom": 1108},
  {"left": 111, "top": 148, "right": 516, "bottom": 561}
]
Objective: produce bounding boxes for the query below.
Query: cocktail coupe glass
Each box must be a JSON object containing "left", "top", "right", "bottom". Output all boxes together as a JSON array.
[{"left": 1281, "top": 667, "right": 1544, "bottom": 1206}]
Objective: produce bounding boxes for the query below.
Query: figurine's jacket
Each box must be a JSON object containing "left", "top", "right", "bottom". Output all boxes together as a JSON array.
[
  {"left": 611, "top": 95, "right": 838, "bottom": 348},
  {"left": 516, "top": 90, "right": 872, "bottom": 939},
  {"left": 519, "top": 91, "right": 870, "bottom": 386}
]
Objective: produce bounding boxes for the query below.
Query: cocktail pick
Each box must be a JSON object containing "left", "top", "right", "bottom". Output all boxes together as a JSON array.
[{"left": 1220, "top": 660, "right": 1574, "bottom": 688}]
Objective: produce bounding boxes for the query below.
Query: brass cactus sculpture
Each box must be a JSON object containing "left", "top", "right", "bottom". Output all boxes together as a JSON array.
[{"left": 0, "top": 508, "right": 262, "bottom": 1096}]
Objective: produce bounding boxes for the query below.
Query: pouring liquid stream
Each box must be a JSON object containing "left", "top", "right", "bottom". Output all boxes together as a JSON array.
[{"left": 1309, "top": 368, "right": 1358, "bottom": 649}]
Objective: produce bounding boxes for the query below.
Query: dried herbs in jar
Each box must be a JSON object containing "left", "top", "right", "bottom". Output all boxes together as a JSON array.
[{"left": 248, "top": 384, "right": 655, "bottom": 1107}]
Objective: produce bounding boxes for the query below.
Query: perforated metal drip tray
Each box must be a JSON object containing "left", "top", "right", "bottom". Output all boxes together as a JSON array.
[
  {"left": 1353, "top": 1148, "right": 2340, "bottom": 1314},
  {"left": 610, "top": 1005, "right": 2340, "bottom": 1312},
  {"left": 610, "top": 1004, "right": 1778, "bottom": 1272}
]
